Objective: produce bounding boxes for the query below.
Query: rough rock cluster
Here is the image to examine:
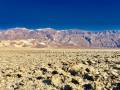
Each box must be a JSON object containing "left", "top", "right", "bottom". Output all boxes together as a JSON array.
[{"left": 0, "top": 49, "right": 119, "bottom": 90}]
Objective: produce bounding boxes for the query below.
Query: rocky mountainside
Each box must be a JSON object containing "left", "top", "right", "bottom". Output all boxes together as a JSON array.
[{"left": 0, "top": 28, "right": 120, "bottom": 48}]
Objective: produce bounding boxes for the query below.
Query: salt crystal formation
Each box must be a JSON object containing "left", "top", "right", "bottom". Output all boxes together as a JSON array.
[{"left": 0, "top": 49, "right": 119, "bottom": 90}]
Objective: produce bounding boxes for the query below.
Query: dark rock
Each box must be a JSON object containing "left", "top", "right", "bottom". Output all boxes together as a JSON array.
[
  {"left": 61, "top": 85, "right": 73, "bottom": 90},
  {"left": 17, "top": 74, "right": 22, "bottom": 78},
  {"left": 87, "top": 60, "right": 92, "bottom": 65},
  {"left": 83, "top": 74, "right": 94, "bottom": 81},
  {"left": 36, "top": 76, "right": 43, "bottom": 80},
  {"left": 52, "top": 70, "right": 58, "bottom": 75},
  {"left": 48, "top": 63, "right": 52, "bottom": 67},
  {"left": 19, "top": 82, "right": 24, "bottom": 86},
  {"left": 85, "top": 68, "right": 90, "bottom": 72},
  {"left": 28, "top": 78, "right": 32, "bottom": 80},
  {"left": 112, "top": 83, "right": 120, "bottom": 90},
  {"left": 6, "top": 74, "right": 11, "bottom": 77},
  {"left": 94, "top": 75, "right": 99, "bottom": 81},
  {"left": 71, "top": 78, "right": 79, "bottom": 84},
  {"left": 69, "top": 69, "right": 78, "bottom": 76},
  {"left": 83, "top": 84, "right": 93, "bottom": 90},
  {"left": 42, "top": 79, "right": 51, "bottom": 85},
  {"left": 40, "top": 68, "right": 47, "bottom": 72}
]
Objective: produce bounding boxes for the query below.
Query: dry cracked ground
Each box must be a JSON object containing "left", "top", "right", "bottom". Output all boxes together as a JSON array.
[{"left": 0, "top": 48, "right": 120, "bottom": 90}]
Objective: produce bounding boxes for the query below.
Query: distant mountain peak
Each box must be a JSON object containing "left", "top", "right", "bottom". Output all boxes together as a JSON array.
[
  {"left": 8, "top": 27, "right": 29, "bottom": 30},
  {"left": 36, "top": 28, "right": 55, "bottom": 31}
]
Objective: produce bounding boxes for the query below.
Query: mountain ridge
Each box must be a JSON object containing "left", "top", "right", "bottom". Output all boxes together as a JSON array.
[{"left": 0, "top": 28, "right": 120, "bottom": 48}]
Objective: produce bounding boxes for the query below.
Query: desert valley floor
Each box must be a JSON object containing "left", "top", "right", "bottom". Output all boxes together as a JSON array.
[{"left": 0, "top": 48, "right": 119, "bottom": 90}]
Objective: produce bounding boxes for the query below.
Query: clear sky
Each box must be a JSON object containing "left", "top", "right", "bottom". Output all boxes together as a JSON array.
[{"left": 0, "top": 0, "right": 120, "bottom": 31}]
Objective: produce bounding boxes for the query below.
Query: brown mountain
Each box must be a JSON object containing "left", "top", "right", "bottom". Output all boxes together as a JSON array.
[{"left": 0, "top": 28, "right": 120, "bottom": 48}]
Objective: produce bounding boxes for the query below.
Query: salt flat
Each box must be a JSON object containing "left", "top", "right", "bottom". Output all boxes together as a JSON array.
[{"left": 0, "top": 49, "right": 119, "bottom": 90}]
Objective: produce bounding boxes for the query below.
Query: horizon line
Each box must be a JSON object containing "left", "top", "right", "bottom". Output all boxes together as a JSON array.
[{"left": 0, "top": 27, "right": 120, "bottom": 32}]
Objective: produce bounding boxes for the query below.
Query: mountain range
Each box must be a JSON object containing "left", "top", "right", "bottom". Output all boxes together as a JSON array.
[{"left": 0, "top": 27, "right": 120, "bottom": 48}]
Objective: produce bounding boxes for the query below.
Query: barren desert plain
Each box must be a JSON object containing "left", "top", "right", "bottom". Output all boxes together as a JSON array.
[{"left": 0, "top": 48, "right": 119, "bottom": 90}]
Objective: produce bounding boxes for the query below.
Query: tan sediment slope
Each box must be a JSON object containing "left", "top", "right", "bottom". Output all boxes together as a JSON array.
[{"left": 0, "top": 48, "right": 120, "bottom": 90}]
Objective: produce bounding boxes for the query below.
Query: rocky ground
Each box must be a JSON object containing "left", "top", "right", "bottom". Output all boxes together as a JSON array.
[{"left": 0, "top": 49, "right": 119, "bottom": 90}]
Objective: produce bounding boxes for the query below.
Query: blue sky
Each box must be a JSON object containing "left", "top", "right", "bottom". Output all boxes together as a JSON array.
[{"left": 0, "top": 0, "right": 120, "bottom": 31}]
